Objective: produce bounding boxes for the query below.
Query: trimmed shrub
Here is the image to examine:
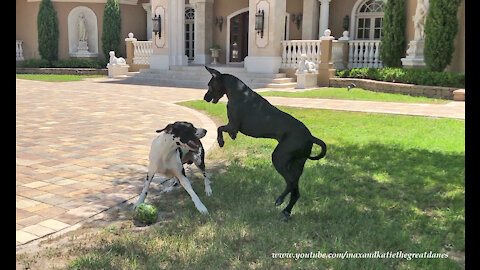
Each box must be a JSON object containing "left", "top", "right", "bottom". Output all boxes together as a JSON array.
[
  {"left": 336, "top": 68, "right": 464, "bottom": 88},
  {"left": 51, "top": 59, "right": 105, "bottom": 69},
  {"left": 21, "top": 59, "right": 51, "bottom": 68},
  {"left": 20, "top": 58, "right": 106, "bottom": 69},
  {"left": 424, "top": 0, "right": 462, "bottom": 72},
  {"left": 101, "top": 0, "right": 122, "bottom": 61},
  {"left": 380, "top": 0, "right": 406, "bottom": 67},
  {"left": 37, "top": 0, "right": 59, "bottom": 61}
]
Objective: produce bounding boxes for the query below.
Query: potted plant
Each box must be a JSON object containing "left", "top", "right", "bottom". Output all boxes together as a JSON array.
[{"left": 210, "top": 44, "right": 221, "bottom": 64}]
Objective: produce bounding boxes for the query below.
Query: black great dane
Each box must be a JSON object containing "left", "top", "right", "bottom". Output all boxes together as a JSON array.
[{"left": 203, "top": 66, "right": 327, "bottom": 221}]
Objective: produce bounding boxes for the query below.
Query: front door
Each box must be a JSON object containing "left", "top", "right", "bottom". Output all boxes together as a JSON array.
[{"left": 229, "top": 12, "right": 249, "bottom": 62}]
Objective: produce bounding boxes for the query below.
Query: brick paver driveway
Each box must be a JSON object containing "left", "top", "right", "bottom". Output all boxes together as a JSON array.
[{"left": 16, "top": 78, "right": 216, "bottom": 246}]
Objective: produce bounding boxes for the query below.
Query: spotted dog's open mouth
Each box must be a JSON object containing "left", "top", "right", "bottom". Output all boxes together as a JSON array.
[{"left": 187, "top": 139, "right": 201, "bottom": 152}]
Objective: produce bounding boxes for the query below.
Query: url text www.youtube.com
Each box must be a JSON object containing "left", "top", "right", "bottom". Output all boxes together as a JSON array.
[{"left": 271, "top": 251, "right": 449, "bottom": 261}]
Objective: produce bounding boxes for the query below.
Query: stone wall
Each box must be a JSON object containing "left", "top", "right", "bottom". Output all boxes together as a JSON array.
[
  {"left": 329, "top": 77, "right": 461, "bottom": 100},
  {"left": 16, "top": 68, "right": 108, "bottom": 75}
]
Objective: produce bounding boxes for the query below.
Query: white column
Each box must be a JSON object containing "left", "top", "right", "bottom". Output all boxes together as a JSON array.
[
  {"left": 142, "top": 3, "right": 152, "bottom": 41},
  {"left": 302, "top": 0, "right": 319, "bottom": 40},
  {"left": 168, "top": 0, "right": 188, "bottom": 66},
  {"left": 244, "top": 0, "right": 286, "bottom": 74},
  {"left": 318, "top": 0, "right": 331, "bottom": 39},
  {"left": 150, "top": 0, "right": 169, "bottom": 69},
  {"left": 191, "top": 0, "right": 214, "bottom": 65}
]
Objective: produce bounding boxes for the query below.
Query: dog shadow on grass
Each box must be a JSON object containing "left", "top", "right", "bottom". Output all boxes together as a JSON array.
[{"left": 66, "top": 141, "right": 464, "bottom": 269}]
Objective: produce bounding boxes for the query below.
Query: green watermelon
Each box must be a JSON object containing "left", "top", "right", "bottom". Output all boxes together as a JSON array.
[{"left": 135, "top": 203, "right": 158, "bottom": 225}]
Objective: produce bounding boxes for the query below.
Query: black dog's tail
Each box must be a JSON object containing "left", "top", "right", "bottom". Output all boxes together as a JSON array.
[{"left": 308, "top": 136, "right": 327, "bottom": 160}]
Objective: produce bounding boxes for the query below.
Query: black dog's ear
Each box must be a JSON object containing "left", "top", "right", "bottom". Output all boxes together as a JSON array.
[
  {"left": 205, "top": 66, "right": 221, "bottom": 78},
  {"left": 156, "top": 123, "right": 173, "bottom": 134}
]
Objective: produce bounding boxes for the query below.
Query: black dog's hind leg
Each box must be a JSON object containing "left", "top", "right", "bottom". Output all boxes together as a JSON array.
[
  {"left": 272, "top": 143, "right": 307, "bottom": 221},
  {"left": 281, "top": 158, "right": 307, "bottom": 222}
]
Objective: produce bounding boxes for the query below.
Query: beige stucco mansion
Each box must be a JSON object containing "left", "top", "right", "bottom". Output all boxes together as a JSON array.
[{"left": 16, "top": 0, "right": 464, "bottom": 74}]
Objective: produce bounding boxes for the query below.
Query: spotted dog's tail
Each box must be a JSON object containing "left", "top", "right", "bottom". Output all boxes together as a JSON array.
[{"left": 308, "top": 136, "right": 327, "bottom": 160}]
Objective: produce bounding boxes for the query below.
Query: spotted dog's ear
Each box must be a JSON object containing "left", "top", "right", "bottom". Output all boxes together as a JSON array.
[{"left": 156, "top": 123, "right": 174, "bottom": 134}]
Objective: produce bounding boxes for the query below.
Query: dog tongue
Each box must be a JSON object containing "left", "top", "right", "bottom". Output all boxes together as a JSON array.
[{"left": 187, "top": 140, "right": 199, "bottom": 150}]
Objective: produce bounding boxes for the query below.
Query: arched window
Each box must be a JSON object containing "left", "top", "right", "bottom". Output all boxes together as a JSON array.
[{"left": 355, "top": 0, "right": 385, "bottom": 40}]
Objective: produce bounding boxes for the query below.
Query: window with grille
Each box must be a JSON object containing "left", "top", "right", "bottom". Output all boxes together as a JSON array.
[{"left": 185, "top": 7, "right": 195, "bottom": 60}]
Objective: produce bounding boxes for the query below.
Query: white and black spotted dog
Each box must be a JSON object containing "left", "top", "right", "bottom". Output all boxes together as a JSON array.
[{"left": 133, "top": 121, "right": 212, "bottom": 214}]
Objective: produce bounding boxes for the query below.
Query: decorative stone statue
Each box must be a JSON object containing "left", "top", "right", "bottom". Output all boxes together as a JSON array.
[
  {"left": 413, "top": 0, "right": 428, "bottom": 40},
  {"left": 78, "top": 13, "right": 88, "bottom": 42},
  {"left": 296, "top": 54, "right": 317, "bottom": 74},
  {"left": 401, "top": 0, "right": 429, "bottom": 68},
  {"left": 107, "top": 51, "right": 129, "bottom": 78},
  {"left": 295, "top": 54, "right": 318, "bottom": 89},
  {"left": 108, "top": 51, "right": 127, "bottom": 65}
]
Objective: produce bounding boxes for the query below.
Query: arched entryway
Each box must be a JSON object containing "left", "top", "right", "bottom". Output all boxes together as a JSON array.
[{"left": 226, "top": 8, "right": 249, "bottom": 64}]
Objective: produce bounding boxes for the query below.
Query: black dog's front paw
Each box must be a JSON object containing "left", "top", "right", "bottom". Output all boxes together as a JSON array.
[
  {"left": 275, "top": 197, "right": 284, "bottom": 207},
  {"left": 228, "top": 131, "right": 237, "bottom": 140},
  {"left": 217, "top": 137, "right": 225, "bottom": 147},
  {"left": 280, "top": 210, "right": 291, "bottom": 222}
]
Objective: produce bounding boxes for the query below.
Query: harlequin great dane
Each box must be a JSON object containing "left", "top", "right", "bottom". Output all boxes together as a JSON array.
[
  {"left": 133, "top": 121, "right": 211, "bottom": 214},
  {"left": 203, "top": 66, "right": 327, "bottom": 221}
]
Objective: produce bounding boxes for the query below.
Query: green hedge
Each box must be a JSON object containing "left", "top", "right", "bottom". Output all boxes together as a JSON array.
[
  {"left": 336, "top": 68, "right": 465, "bottom": 88},
  {"left": 21, "top": 58, "right": 106, "bottom": 69},
  {"left": 20, "top": 59, "right": 51, "bottom": 68},
  {"left": 51, "top": 59, "right": 106, "bottom": 69}
]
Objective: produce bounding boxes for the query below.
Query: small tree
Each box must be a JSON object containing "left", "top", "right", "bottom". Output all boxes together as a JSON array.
[
  {"left": 101, "top": 0, "right": 122, "bottom": 61},
  {"left": 37, "top": 0, "right": 59, "bottom": 61},
  {"left": 424, "top": 0, "right": 462, "bottom": 72},
  {"left": 380, "top": 0, "right": 406, "bottom": 67}
]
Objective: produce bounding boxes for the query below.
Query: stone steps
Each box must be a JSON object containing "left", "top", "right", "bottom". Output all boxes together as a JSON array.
[{"left": 127, "top": 65, "right": 296, "bottom": 89}]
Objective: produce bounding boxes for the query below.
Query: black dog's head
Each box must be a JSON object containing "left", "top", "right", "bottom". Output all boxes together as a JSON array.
[
  {"left": 204, "top": 66, "right": 226, "bottom": 104},
  {"left": 156, "top": 121, "right": 207, "bottom": 152}
]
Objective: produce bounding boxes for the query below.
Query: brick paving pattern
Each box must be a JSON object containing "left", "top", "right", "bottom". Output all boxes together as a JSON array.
[{"left": 16, "top": 78, "right": 216, "bottom": 245}]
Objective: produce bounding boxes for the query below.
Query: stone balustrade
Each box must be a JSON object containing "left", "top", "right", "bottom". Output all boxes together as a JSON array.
[
  {"left": 348, "top": 40, "right": 383, "bottom": 68},
  {"left": 125, "top": 33, "right": 382, "bottom": 72},
  {"left": 132, "top": 40, "right": 153, "bottom": 65},
  {"left": 281, "top": 40, "right": 322, "bottom": 69},
  {"left": 16, "top": 40, "right": 24, "bottom": 61}
]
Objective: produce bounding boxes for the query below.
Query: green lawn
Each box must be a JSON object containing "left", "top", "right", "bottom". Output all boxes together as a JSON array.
[
  {"left": 260, "top": 87, "right": 450, "bottom": 104},
  {"left": 63, "top": 101, "right": 464, "bottom": 269},
  {"left": 16, "top": 74, "right": 106, "bottom": 82}
]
